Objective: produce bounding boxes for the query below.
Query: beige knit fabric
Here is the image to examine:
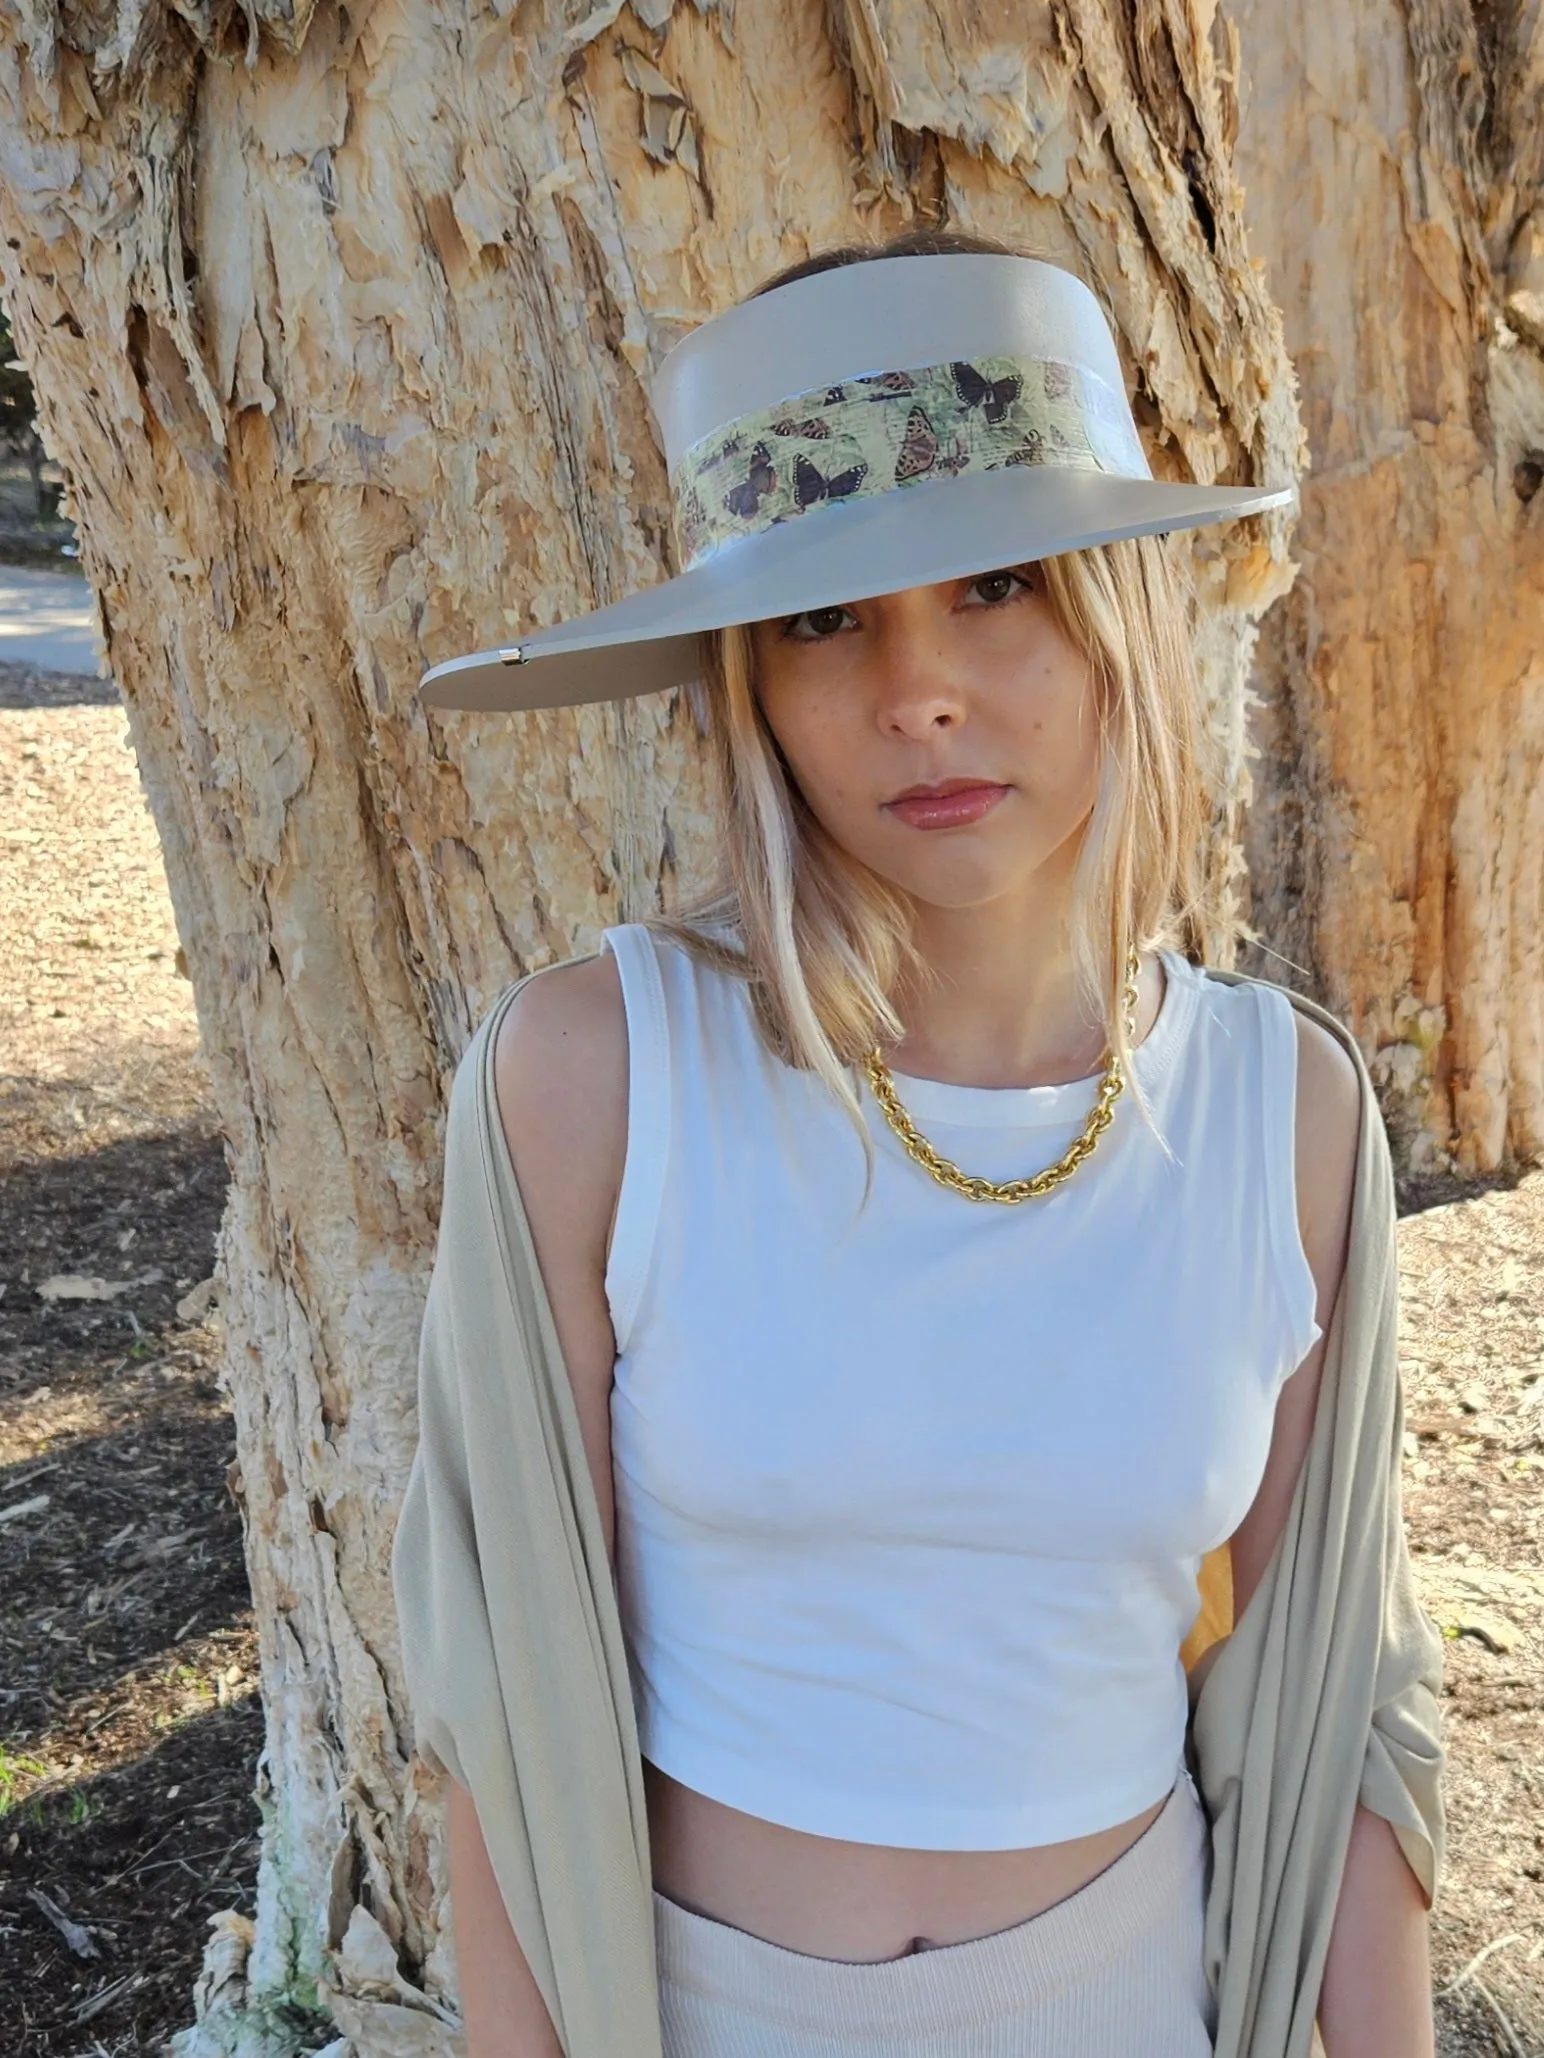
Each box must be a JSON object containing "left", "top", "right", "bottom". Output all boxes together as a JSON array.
[
  {"left": 653, "top": 1772, "right": 1215, "bottom": 2057},
  {"left": 390, "top": 958, "right": 1446, "bottom": 2058}
]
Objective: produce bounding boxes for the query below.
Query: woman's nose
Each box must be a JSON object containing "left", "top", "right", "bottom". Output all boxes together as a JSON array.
[{"left": 871, "top": 646, "right": 968, "bottom": 737}]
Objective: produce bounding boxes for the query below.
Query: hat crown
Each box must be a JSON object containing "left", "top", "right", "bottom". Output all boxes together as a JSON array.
[{"left": 650, "top": 253, "right": 1133, "bottom": 472}]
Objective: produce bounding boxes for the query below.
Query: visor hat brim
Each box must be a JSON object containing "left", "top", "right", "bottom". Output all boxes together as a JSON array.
[{"left": 418, "top": 252, "right": 1294, "bottom": 713}]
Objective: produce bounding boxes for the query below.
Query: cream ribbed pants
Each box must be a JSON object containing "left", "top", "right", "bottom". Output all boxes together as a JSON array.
[{"left": 653, "top": 1770, "right": 1217, "bottom": 2057}]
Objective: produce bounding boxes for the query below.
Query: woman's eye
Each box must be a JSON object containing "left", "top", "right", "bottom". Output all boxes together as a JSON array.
[
  {"left": 781, "top": 604, "right": 855, "bottom": 641},
  {"left": 777, "top": 573, "right": 1030, "bottom": 641},
  {"left": 967, "top": 568, "right": 1033, "bottom": 606}
]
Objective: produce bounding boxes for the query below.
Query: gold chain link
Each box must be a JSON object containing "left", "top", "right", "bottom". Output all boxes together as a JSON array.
[{"left": 862, "top": 950, "right": 1142, "bottom": 1206}]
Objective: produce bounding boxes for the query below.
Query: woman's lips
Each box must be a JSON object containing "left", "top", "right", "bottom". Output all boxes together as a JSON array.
[{"left": 884, "top": 783, "right": 1010, "bottom": 830}]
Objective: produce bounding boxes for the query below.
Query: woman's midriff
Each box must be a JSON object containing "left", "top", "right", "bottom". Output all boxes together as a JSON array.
[{"left": 643, "top": 1758, "right": 1172, "bottom": 1963}]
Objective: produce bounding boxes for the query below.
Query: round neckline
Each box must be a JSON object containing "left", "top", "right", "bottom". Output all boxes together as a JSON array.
[{"left": 878, "top": 949, "right": 1196, "bottom": 1129}]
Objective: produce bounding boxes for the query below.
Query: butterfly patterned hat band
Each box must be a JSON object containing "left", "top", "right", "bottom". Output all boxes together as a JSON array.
[{"left": 418, "top": 253, "right": 1295, "bottom": 712}]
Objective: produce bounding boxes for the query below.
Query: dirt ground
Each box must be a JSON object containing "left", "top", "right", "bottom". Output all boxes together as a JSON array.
[
  {"left": 0, "top": 656, "right": 1539, "bottom": 2056},
  {"left": 0, "top": 658, "right": 263, "bottom": 2056}
]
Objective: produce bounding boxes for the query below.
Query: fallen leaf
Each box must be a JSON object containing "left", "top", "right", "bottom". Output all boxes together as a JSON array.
[
  {"left": 0, "top": 1492, "right": 51, "bottom": 1525},
  {"left": 37, "top": 1269, "right": 163, "bottom": 1301}
]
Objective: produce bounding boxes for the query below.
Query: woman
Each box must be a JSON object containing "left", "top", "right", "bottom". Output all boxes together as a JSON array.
[{"left": 391, "top": 230, "right": 1445, "bottom": 2058}]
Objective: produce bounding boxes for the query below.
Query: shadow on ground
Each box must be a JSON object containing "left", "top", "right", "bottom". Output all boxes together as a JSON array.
[
  {"left": 0, "top": 661, "right": 118, "bottom": 710},
  {"left": 0, "top": 1102, "right": 264, "bottom": 2057}
]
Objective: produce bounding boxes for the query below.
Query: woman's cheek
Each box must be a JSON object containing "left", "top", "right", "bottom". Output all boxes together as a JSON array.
[{"left": 784, "top": 718, "right": 859, "bottom": 816}]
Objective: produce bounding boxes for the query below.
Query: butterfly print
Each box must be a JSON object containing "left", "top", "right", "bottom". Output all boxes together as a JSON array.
[
  {"left": 894, "top": 405, "right": 940, "bottom": 482},
  {"left": 857, "top": 370, "right": 916, "bottom": 398},
  {"left": 1002, "top": 430, "right": 1046, "bottom": 467},
  {"left": 793, "top": 451, "right": 869, "bottom": 509},
  {"left": 952, "top": 360, "right": 1023, "bottom": 424},
  {"left": 717, "top": 433, "right": 745, "bottom": 459},
  {"left": 724, "top": 441, "right": 777, "bottom": 520},
  {"left": 771, "top": 416, "right": 832, "bottom": 439},
  {"left": 1041, "top": 362, "right": 1074, "bottom": 402},
  {"left": 822, "top": 384, "right": 849, "bottom": 404}
]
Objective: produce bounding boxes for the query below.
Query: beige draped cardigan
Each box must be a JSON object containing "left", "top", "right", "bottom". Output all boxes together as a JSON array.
[{"left": 390, "top": 958, "right": 1446, "bottom": 2058}]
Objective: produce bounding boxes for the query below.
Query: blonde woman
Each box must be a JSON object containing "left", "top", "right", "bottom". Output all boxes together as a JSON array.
[{"left": 392, "top": 232, "right": 1445, "bottom": 2058}]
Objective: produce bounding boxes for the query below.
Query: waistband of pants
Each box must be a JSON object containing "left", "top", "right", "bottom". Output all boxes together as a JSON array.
[{"left": 652, "top": 1768, "right": 1208, "bottom": 2033}]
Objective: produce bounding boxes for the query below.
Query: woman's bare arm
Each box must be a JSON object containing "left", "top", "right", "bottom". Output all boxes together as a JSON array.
[
  {"left": 1318, "top": 1800, "right": 1434, "bottom": 2058},
  {"left": 446, "top": 954, "right": 628, "bottom": 2056},
  {"left": 1227, "top": 1012, "right": 1356, "bottom": 1622},
  {"left": 447, "top": 1779, "right": 564, "bottom": 2058},
  {"left": 1293, "top": 1021, "right": 1435, "bottom": 2053},
  {"left": 1230, "top": 1011, "right": 1433, "bottom": 2056}
]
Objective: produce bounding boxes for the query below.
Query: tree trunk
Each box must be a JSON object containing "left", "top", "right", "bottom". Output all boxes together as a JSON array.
[
  {"left": 1228, "top": 0, "right": 1544, "bottom": 1180},
  {"left": 0, "top": 2, "right": 1497, "bottom": 2051}
]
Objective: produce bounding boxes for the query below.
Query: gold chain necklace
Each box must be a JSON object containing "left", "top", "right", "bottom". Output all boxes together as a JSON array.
[{"left": 862, "top": 951, "right": 1143, "bottom": 1206}]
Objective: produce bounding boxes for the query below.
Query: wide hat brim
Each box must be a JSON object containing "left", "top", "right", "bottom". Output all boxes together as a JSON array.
[
  {"left": 419, "top": 464, "right": 1293, "bottom": 713},
  {"left": 420, "top": 250, "right": 1297, "bottom": 713}
]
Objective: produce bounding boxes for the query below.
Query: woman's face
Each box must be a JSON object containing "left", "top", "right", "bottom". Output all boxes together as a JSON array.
[{"left": 748, "top": 564, "right": 1104, "bottom": 916}]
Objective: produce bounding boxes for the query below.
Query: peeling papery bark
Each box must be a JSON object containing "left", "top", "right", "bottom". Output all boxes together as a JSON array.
[
  {"left": 0, "top": 0, "right": 1526, "bottom": 2050},
  {"left": 1229, "top": 0, "right": 1544, "bottom": 1177}
]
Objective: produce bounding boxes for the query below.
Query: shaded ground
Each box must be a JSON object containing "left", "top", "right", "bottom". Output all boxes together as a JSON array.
[
  {"left": 0, "top": 654, "right": 1538, "bottom": 2053},
  {"left": 0, "top": 658, "right": 262, "bottom": 2057}
]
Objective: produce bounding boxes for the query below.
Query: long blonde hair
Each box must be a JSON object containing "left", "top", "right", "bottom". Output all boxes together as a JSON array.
[{"left": 648, "top": 232, "right": 1217, "bottom": 1179}]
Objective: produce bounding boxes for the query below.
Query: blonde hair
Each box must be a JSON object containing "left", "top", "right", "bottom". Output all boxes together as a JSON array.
[{"left": 648, "top": 234, "right": 1217, "bottom": 1185}]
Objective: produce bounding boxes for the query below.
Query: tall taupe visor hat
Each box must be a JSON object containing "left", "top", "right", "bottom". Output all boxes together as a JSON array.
[{"left": 418, "top": 252, "right": 1295, "bottom": 713}]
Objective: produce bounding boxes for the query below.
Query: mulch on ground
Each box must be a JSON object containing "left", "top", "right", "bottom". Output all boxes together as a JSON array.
[{"left": 0, "top": 1095, "right": 260, "bottom": 2056}]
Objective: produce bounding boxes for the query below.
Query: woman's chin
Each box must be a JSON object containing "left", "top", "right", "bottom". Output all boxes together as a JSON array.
[{"left": 870, "top": 862, "right": 1044, "bottom": 915}]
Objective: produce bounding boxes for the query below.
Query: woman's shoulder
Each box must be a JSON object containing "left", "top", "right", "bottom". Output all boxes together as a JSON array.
[
  {"left": 490, "top": 948, "right": 628, "bottom": 1270},
  {"left": 1191, "top": 957, "right": 1363, "bottom": 1316},
  {"left": 1284, "top": 1002, "right": 1362, "bottom": 1307},
  {"left": 487, "top": 951, "right": 630, "bottom": 1533},
  {"left": 1175, "top": 950, "right": 1361, "bottom": 1237},
  {"left": 1185, "top": 957, "right": 1363, "bottom": 1111},
  {"left": 494, "top": 945, "right": 625, "bottom": 1079}
]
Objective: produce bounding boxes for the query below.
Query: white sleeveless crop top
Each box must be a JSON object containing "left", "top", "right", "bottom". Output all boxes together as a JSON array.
[{"left": 600, "top": 923, "right": 1323, "bottom": 1850}]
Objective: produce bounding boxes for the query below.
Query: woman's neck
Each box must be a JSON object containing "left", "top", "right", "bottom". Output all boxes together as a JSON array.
[{"left": 884, "top": 880, "right": 1160, "bottom": 1092}]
